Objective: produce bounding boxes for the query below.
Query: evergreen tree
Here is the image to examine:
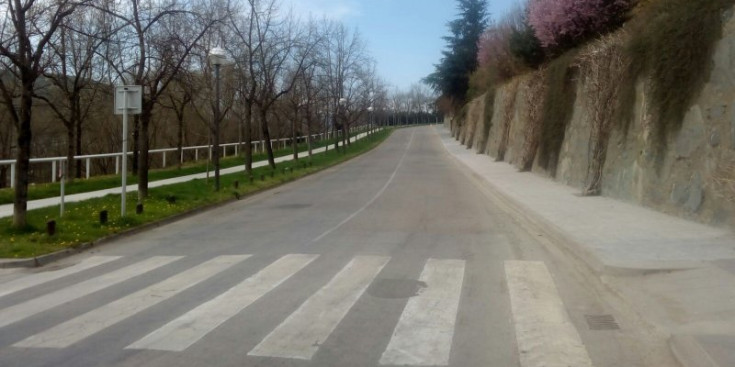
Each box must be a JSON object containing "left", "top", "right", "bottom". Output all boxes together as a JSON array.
[{"left": 425, "top": 0, "right": 489, "bottom": 108}]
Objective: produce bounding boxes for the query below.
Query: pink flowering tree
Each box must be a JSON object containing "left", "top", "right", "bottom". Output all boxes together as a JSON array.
[{"left": 528, "top": 0, "right": 631, "bottom": 52}]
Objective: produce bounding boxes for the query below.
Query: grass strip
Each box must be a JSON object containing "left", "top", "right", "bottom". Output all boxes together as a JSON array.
[{"left": 0, "top": 129, "right": 392, "bottom": 259}]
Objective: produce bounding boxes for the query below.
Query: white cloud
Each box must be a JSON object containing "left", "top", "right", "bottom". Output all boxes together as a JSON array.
[{"left": 281, "top": 0, "right": 361, "bottom": 20}]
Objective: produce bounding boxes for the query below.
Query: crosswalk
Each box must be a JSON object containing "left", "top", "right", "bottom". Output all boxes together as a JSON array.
[{"left": 0, "top": 254, "right": 593, "bottom": 366}]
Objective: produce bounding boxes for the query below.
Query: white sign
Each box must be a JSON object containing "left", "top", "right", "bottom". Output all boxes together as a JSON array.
[{"left": 114, "top": 85, "right": 143, "bottom": 115}]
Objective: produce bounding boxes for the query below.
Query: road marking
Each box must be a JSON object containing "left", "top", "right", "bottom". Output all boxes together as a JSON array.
[
  {"left": 126, "top": 254, "right": 317, "bottom": 352},
  {"left": 14, "top": 255, "right": 248, "bottom": 348},
  {"left": 379, "top": 259, "right": 466, "bottom": 366},
  {"left": 308, "top": 130, "right": 415, "bottom": 245},
  {"left": 0, "top": 256, "right": 122, "bottom": 299},
  {"left": 504, "top": 261, "right": 593, "bottom": 367},
  {"left": 0, "top": 256, "right": 181, "bottom": 329},
  {"left": 248, "top": 255, "right": 390, "bottom": 360}
]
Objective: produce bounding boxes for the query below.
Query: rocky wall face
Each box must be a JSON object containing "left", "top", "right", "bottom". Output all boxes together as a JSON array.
[
  {"left": 505, "top": 75, "right": 534, "bottom": 168},
  {"left": 555, "top": 77, "right": 592, "bottom": 189},
  {"left": 470, "top": 96, "right": 487, "bottom": 153},
  {"left": 601, "top": 79, "right": 649, "bottom": 204},
  {"left": 456, "top": 8, "right": 735, "bottom": 227},
  {"left": 485, "top": 86, "right": 510, "bottom": 159}
]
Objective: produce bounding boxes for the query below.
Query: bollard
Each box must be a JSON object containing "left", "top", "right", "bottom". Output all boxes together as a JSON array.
[
  {"left": 136, "top": 203, "right": 144, "bottom": 214},
  {"left": 234, "top": 180, "right": 239, "bottom": 189},
  {"left": 99, "top": 210, "right": 108, "bottom": 225},
  {"left": 46, "top": 220, "right": 56, "bottom": 236}
]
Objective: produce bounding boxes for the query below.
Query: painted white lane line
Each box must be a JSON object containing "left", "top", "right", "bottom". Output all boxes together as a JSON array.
[
  {"left": 248, "top": 255, "right": 390, "bottom": 360},
  {"left": 14, "top": 255, "right": 248, "bottom": 348},
  {"left": 126, "top": 254, "right": 317, "bottom": 352},
  {"left": 0, "top": 256, "right": 122, "bottom": 299},
  {"left": 504, "top": 261, "right": 593, "bottom": 367},
  {"left": 308, "top": 130, "right": 415, "bottom": 245},
  {"left": 379, "top": 259, "right": 466, "bottom": 366},
  {"left": 0, "top": 256, "right": 182, "bottom": 329}
]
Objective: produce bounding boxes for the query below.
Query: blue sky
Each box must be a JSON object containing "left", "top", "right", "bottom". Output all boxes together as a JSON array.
[{"left": 281, "top": 0, "right": 519, "bottom": 91}]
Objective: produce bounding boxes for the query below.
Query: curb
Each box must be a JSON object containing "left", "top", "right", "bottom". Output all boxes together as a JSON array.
[{"left": 0, "top": 132, "right": 390, "bottom": 269}]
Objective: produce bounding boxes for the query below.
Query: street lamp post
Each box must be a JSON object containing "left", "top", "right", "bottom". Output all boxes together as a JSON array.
[
  {"left": 367, "top": 106, "right": 374, "bottom": 137},
  {"left": 208, "top": 47, "right": 232, "bottom": 191}
]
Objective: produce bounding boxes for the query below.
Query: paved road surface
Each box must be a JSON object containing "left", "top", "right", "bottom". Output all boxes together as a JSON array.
[{"left": 0, "top": 127, "right": 668, "bottom": 367}]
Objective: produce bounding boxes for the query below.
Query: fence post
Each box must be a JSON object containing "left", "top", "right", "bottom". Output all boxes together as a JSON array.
[
  {"left": 115, "top": 155, "right": 120, "bottom": 174},
  {"left": 52, "top": 160, "right": 57, "bottom": 183},
  {"left": 180, "top": 149, "right": 184, "bottom": 164},
  {"left": 162, "top": 151, "right": 166, "bottom": 168},
  {"left": 195, "top": 149, "right": 199, "bottom": 161},
  {"left": 10, "top": 162, "right": 15, "bottom": 188},
  {"left": 86, "top": 158, "right": 90, "bottom": 179}
]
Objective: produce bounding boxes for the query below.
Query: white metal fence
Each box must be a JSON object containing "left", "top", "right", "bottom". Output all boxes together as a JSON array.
[{"left": 0, "top": 132, "right": 340, "bottom": 188}]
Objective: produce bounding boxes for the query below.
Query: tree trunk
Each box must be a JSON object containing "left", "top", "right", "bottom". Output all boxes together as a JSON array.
[
  {"left": 74, "top": 114, "right": 82, "bottom": 179},
  {"left": 244, "top": 102, "right": 253, "bottom": 172},
  {"left": 306, "top": 116, "right": 312, "bottom": 158},
  {"left": 177, "top": 116, "right": 184, "bottom": 170},
  {"left": 260, "top": 110, "right": 276, "bottom": 169},
  {"left": 13, "top": 84, "right": 33, "bottom": 228},
  {"left": 292, "top": 114, "right": 298, "bottom": 161},
  {"left": 66, "top": 123, "right": 75, "bottom": 183},
  {"left": 137, "top": 108, "right": 152, "bottom": 200},
  {"left": 132, "top": 115, "right": 140, "bottom": 175}
]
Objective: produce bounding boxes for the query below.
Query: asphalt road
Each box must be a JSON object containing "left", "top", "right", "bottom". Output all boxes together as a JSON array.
[{"left": 0, "top": 126, "right": 670, "bottom": 367}]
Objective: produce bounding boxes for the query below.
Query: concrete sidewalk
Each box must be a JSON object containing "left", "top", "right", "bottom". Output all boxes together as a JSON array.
[
  {"left": 437, "top": 126, "right": 735, "bottom": 367},
  {"left": 0, "top": 133, "right": 369, "bottom": 219}
]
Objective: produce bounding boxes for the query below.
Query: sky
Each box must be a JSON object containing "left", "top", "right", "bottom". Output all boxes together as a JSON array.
[{"left": 280, "top": 0, "right": 519, "bottom": 92}]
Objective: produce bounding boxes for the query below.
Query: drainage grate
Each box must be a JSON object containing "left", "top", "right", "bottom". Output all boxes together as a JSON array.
[{"left": 584, "top": 314, "right": 620, "bottom": 330}]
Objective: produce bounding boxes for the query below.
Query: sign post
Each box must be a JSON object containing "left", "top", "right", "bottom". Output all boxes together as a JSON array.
[{"left": 115, "top": 86, "right": 142, "bottom": 217}]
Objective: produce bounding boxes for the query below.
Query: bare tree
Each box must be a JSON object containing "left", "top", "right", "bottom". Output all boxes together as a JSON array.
[
  {"left": 232, "top": 0, "right": 319, "bottom": 169},
  {"left": 34, "top": 5, "right": 111, "bottom": 180},
  {"left": 321, "top": 21, "right": 368, "bottom": 151},
  {"left": 100, "top": 0, "right": 220, "bottom": 199},
  {"left": 0, "top": 0, "right": 91, "bottom": 227}
]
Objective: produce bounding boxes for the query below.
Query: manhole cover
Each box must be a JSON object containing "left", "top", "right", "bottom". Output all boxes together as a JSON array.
[
  {"left": 585, "top": 314, "right": 620, "bottom": 330},
  {"left": 274, "top": 203, "right": 312, "bottom": 210},
  {"left": 367, "top": 279, "right": 426, "bottom": 299}
]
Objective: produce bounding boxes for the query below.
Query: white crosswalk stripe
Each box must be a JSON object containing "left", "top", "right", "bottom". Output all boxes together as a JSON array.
[
  {"left": 505, "top": 261, "right": 593, "bottom": 367},
  {"left": 14, "top": 255, "right": 249, "bottom": 348},
  {"left": 126, "top": 254, "right": 317, "bottom": 352},
  {"left": 0, "top": 256, "right": 181, "bottom": 329},
  {"left": 2, "top": 254, "right": 478, "bottom": 364},
  {"left": 0, "top": 256, "right": 122, "bottom": 299},
  {"left": 248, "top": 255, "right": 390, "bottom": 360},
  {"left": 379, "top": 259, "right": 466, "bottom": 366}
]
